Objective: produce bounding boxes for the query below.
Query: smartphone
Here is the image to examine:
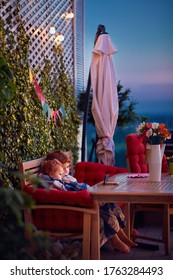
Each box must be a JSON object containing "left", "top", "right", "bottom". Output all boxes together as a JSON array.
[{"left": 104, "top": 174, "right": 110, "bottom": 185}]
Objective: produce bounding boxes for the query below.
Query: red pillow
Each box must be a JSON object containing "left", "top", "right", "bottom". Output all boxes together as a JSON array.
[
  {"left": 23, "top": 185, "right": 93, "bottom": 208},
  {"left": 74, "top": 161, "right": 127, "bottom": 186}
]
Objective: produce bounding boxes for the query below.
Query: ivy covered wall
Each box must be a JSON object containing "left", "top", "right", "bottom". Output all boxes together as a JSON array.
[{"left": 0, "top": 14, "right": 80, "bottom": 188}]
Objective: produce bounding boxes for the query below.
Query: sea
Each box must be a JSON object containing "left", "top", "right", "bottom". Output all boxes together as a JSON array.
[{"left": 86, "top": 112, "right": 173, "bottom": 168}]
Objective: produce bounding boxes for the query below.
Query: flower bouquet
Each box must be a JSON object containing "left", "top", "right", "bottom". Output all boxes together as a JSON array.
[
  {"left": 136, "top": 122, "right": 172, "bottom": 145},
  {"left": 136, "top": 122, "right": 172, "bottom": 181}
]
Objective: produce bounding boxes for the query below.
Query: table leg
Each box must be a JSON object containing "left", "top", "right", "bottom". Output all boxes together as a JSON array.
[
  {"left": 90, "top": 201, "right": 100, "bottom": 260},
  {"left": 123, "top": 203, "right": 131, "bottom": 238},
  {"left": 163, "top": 204, "right": 170, "bottom": 255}
]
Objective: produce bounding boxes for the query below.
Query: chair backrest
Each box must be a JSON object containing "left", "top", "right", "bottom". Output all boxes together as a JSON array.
[
  {"left": 125, "top": 133, "right": 168, "bottom": 173},
  {"left": 18, "top": 157, "right": 45, "bottom": 188}
]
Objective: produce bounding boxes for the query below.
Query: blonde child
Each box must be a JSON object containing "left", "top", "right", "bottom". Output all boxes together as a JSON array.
[{"left": 39, "top": 159, "right": 65, "bottom": 190}]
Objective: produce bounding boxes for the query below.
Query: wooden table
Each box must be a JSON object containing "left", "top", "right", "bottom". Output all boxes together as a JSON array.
[{"left": 88, "top": 173, "right": 173, "bottom": 259}]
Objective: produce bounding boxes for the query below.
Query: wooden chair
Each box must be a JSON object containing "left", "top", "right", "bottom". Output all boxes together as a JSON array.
[
  {"left": 19, "top": 158, "right": 97, "bottom": 260},
  {"left": 125, "top": 133, "right": 173, "bottom": 255},
  {"left": 165, "top": 130, "right": 173, "bottom": 158}
]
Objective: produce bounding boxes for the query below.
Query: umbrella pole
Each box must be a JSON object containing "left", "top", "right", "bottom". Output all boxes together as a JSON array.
[
  {"left": 81, "top": 71, "right": 91, "bottom": 161},
  {"left": 88, "top": 137, "right": 97, "bottom": 162}
]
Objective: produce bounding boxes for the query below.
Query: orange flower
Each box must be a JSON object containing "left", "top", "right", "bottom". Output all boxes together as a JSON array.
[
  {"left": 136, "top": 122, "right": 172, "bottom": 144},
  {"left": 145, "top": 123, "right": 152, "bottom": 129}
]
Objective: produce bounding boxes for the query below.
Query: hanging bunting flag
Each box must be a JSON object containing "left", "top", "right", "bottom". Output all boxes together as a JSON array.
[
  {"left": 29, "top": 68, "right": 45, "bottom": 102},
  {"left": 59, "top": 104, "right": 67, "bottom": 117},
  {"left": 41, "top": 100, "right": 45, "bottom": 107},
  {"left": 47, "top": 107, "right": 51, "bottom": 121},
  {"left": 53, "top": 111, "right": 57, "bottom": 123},
  {"left": 43, "top": 102, "right": 49, "bottom": 116},
  {"left": 29, "top": 68, "right": 67, "bottom": 124},
  {"left": 56, "top": 110, "right": 62, "bottom": 123},
  {"left": 29, "top": 68, "right": 34, "bottom": 84},
  {"left": 51, "top": 110, "right": 54, "bottom": 119},
  {"left": 34, "top": 77, "right": 46, "bottom": 102}
]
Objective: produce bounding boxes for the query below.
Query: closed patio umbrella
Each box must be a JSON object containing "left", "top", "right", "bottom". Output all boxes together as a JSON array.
[{"left": 90, "top": 26, "right": 119, "bottom": 165}]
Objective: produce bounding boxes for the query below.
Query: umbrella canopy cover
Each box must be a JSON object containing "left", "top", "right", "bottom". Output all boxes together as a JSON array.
[{"left": 91, "top": 33, "right": 119, "bottom": 165}]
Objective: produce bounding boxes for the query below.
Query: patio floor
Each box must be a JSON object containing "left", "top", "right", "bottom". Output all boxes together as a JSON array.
[
  {"left": 75, "top": 212, "right": 173, "bottom": 260},
  {"left": 100, "top": 224, "right": 173, "bottom": 260}
]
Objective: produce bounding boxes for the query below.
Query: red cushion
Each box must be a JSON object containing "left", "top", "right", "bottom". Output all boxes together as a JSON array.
[
  {"left": 126, "top": 134, "right": 168, "bottom": 173},
  {"left": 23, "top": 186, "right": 93, "bottom": 232},
  {"left": 126, "top": 134, "right": 148, "bottom": 173},
  {"left": 24, "top": 185, "right": 93, "bottom": 208},
  {"left": 74, "top": 161, "right": 127, "bottom": 186},
  {"left": 32, "top": 208, "right": 84, "bottom": 232},
  {"left": 162, "top": 154, "right": 168, "bottom": 172}
]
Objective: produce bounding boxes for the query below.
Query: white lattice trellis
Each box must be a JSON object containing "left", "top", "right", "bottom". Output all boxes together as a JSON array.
[{"left": 1, "top": 0, "right": 75, "bottom": 83}]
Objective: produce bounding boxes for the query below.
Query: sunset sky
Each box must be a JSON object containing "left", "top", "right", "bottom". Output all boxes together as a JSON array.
[{"left": 84, "top": 0, "right": 173, "bottom": 115}]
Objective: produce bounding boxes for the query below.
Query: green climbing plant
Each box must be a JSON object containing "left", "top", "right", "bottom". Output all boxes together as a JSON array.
[{"left": 0, "top": 8, "right": 79, "bottom": 188}]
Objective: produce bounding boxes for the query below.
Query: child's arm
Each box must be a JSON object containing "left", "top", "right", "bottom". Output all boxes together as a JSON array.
[
  {"left": 51, "top": 179, "right": 66, "bottom": 191},
  {"left": 63, "top": 174, "right": 77, "bottom": 183}
]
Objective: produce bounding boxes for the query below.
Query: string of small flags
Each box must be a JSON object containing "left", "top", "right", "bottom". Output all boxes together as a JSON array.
[{"left": 29, "top": 68, "right": 66, "bottom": 124}]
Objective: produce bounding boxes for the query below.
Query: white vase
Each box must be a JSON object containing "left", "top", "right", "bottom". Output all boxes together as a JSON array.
[{"left": 146, "top": 144, "right": 165, "bottom": 182}]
